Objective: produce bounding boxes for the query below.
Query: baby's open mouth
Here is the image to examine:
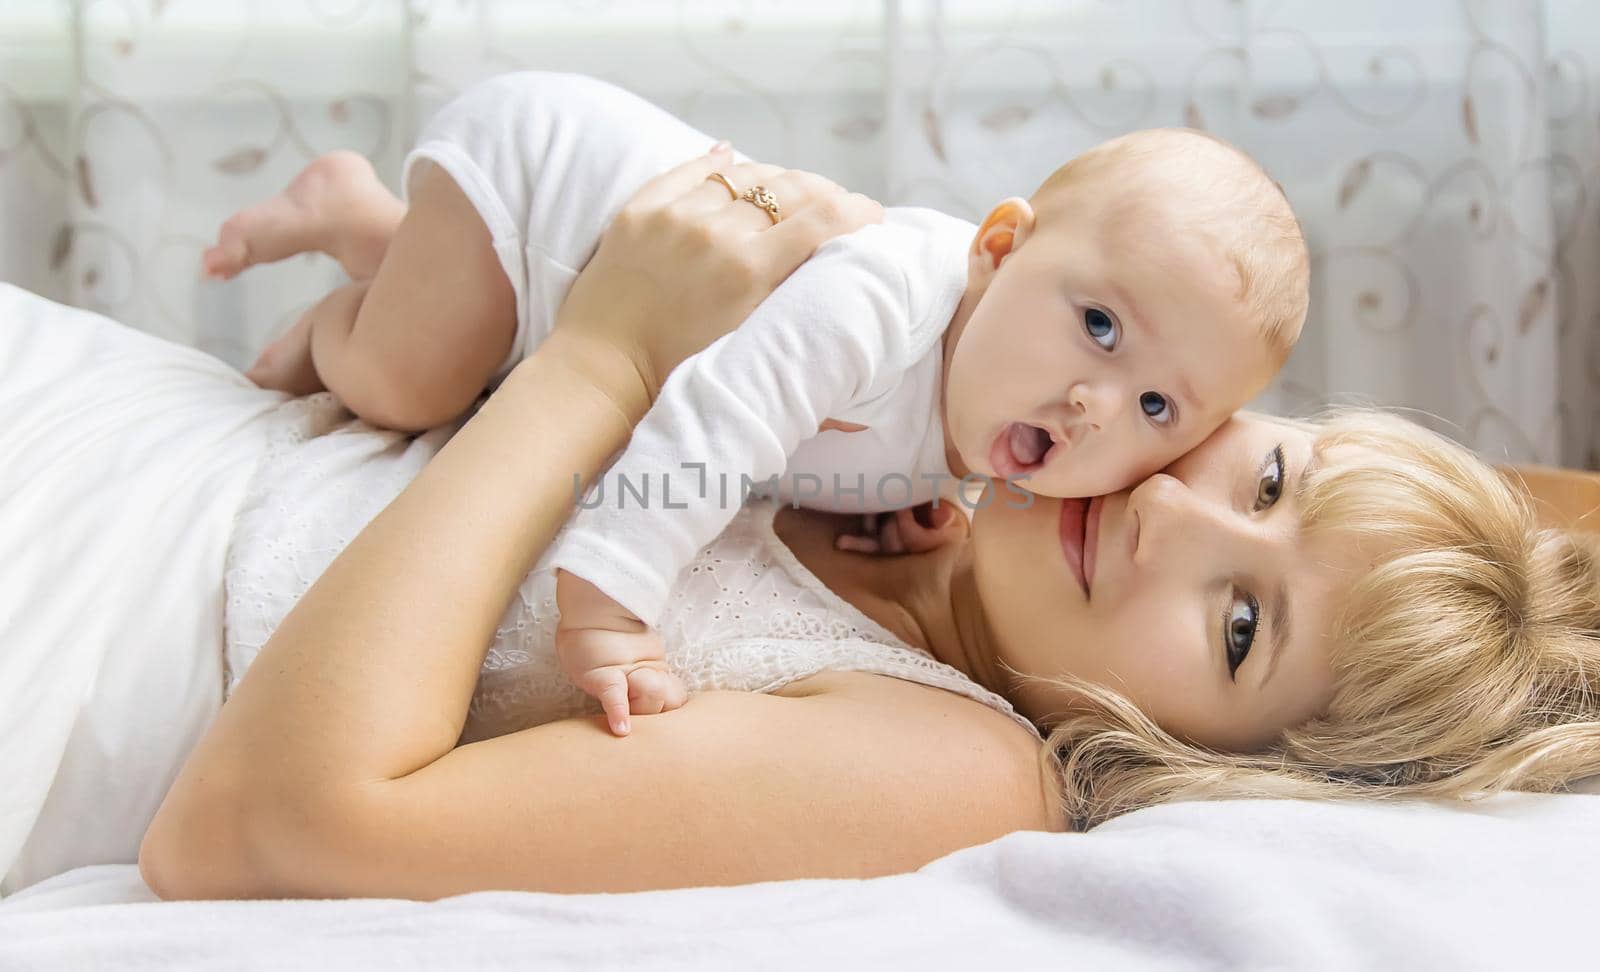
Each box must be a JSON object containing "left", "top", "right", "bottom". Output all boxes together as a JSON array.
[{"left": 989, "top": 422, "right": 1054, "bottom": 479}]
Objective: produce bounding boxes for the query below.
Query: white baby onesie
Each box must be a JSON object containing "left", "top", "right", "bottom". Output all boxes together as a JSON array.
[{"left": 403, "top": 71, "right": 976, "bottom": 624}]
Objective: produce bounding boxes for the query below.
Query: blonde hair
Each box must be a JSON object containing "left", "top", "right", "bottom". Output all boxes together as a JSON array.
[
  {"left": 1043, "top": 407, "right": 1600, "bottom": 829},
  {"left": 1034, "top": 128, "right": 1309, "bottom": 363}
]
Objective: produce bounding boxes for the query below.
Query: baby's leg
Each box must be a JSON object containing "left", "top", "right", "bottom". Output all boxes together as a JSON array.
[
  {"left": 405, "top": 73, "right": 738, "bottom": 385},
  {"left": 205, "top": 154, "right": 514, "bottom": 429},
  {"left": 203, "top": 151, "right": 402, "bottom": 282},
  {"left": 244, "top": 280, "right": 368, "bottom": 396},
  {"left": 309, "top": 164, "right": 517, "bottom": 432},
  {"left": 229, "top": 74, "right": 725, "bottom": 430}
]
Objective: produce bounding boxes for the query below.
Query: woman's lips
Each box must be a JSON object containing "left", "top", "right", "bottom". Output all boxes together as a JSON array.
[
  {"left": 1083, "top": 496, "right": 1102, "bottom": 594},
  {"left": 1058, "top": 497, "right": 1089, "bottom": 596},
  {"left": 1058, "top": 496, "right": 1103, "bottom": 598}
]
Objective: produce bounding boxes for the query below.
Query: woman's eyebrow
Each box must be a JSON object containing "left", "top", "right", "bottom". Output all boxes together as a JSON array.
[
  {"left": 1295, "top": 438, "right": 1322, "bottom": 505},
  {"left": 1263, "top": 581, "right": 1290, "bottom": 689},
  {"left": 1262, "top": 442, "right": 1319, "bottom": 689}
]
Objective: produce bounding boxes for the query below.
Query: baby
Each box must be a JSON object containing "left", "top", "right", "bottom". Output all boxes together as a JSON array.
[{"left": 206, "top": 72, "right": 1308, "bottom": 736}]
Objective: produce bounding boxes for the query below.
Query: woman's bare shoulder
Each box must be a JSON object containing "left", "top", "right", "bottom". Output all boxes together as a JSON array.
[{"left": 780, "top": 670, "right": 1066, "bottom": 832}]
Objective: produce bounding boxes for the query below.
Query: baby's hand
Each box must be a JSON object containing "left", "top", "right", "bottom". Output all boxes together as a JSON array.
[
  {"left": 554, "top": 570, "right": 687, "bottom": 735},
  {"left": 833, "top": 502, "right": 960, "bottom": 556}
]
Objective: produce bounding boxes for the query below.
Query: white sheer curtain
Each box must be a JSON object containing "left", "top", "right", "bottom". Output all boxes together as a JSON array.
[{"left": 1, "top": 0, "right": 1595, "bottom": 467}]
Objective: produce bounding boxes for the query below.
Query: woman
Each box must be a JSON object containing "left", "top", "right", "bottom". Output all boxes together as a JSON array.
[
  {"left": 152, "top": 125, "right": 1600, "bottom": 896},
  {"left": 5, "top": 150, "right": 1596, "bottom": 900}
]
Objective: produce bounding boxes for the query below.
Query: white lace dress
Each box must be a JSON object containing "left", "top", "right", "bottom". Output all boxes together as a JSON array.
[{"left": 224, "top": 394, "right": 1040, "bottom": 740}]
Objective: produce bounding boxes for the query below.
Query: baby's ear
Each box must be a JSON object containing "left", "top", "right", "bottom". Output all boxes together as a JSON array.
[{"left": 969, "top": 197, "right": 1036, "bottom": 279}]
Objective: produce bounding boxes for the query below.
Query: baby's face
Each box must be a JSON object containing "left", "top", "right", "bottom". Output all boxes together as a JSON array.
[{"left": 944, "top": 197, "right": 1277, "bottom": 499}]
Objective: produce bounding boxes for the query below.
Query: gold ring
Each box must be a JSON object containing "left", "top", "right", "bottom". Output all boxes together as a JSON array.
[
  {"left": 706, "top": 172, "right": 740, "bottom": 200},
  {"left": 741, "top": 185, "right": 782, "bottom": 224}
]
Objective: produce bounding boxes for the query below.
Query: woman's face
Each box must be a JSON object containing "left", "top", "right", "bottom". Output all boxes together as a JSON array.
[{"left": 971, "top": 412, "right": 1358, "bottom": 752}]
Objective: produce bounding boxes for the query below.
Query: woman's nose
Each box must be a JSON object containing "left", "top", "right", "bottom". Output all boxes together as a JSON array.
[
  {"left": 1067, "top": 380, "right": 1125, "bottom": 429},
  {"left": 1128, "top": 472, "right": 1235, "bottom": 566}
]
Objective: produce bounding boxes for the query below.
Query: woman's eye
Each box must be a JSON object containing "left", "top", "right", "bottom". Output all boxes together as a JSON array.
[
  {"left": 1254, "top": 445, "right": 1285, "bottom": 510},
  {"left": 1140, "top": 391, "right": 1173, "bottom": 426},
  {"left": 1225, "top": 590, "right": 1259, "bottom": 678},
  {"left": 1083, "top": 308, "right": 1118, "bottom": 350}
]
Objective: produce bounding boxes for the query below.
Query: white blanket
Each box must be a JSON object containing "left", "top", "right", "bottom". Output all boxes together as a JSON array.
[
  {"left": 0, "top": 284, "right": 294, "bottom": 890},
  {"left": 2, "top": 794, "right": 1598, "bottom": 969}
]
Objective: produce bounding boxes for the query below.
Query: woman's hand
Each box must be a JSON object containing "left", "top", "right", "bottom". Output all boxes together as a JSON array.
[{"left": 550, "top": 144, "right": 884, "bottom": 412}]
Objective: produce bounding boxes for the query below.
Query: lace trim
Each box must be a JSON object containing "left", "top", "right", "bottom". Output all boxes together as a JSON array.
[
  {"left": 221, "top": 392, "right": 356, "bottom": 698},
  {"left": 735, "top": 500, "right": 1041, "bottom": 739}
]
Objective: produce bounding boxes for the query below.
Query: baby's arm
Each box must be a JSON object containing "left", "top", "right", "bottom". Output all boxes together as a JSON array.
[
  {"left": 549, "top": 306, "right": 864, "bottom": 737},
  {"left": 550, "top": 231, "right": 925, "bottom": 725},
  {"left": 554, "top": 570, "right": 686, "bottom": 736}
]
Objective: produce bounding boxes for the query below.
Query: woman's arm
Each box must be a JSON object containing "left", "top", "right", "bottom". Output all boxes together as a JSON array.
[
  {"left": 139, "top": 152, "right": 1052, "bottom": 900},
  {"left": 169, "top": 666, "right": 1047, "bottom": 898}
]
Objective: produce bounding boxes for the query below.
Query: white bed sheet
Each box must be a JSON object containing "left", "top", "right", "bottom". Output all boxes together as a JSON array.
[
  {"left": 4, "top": 288, "right": 1599, "bottom": 968},
  {"left": 3, "top": 792, "right": 1598, "bottom": 970}
]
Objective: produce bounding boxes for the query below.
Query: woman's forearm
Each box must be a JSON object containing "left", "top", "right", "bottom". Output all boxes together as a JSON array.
[{"left": 151, "top": 332, "right": 649, "bottom": 830}]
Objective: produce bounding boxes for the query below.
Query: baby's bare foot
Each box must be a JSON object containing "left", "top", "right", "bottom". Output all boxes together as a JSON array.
[
  {"left": 203, "top": 150, "right": 394, "bottom": 280},
  {"left": 244, "top": 311, "right": 323, "bottom": 396}
]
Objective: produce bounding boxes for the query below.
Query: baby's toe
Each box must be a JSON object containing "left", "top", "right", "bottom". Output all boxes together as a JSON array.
[{"left": 201, "top": 239, "right": 248, "bottom": 280}]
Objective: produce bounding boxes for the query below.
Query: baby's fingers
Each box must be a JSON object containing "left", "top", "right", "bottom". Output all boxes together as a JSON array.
[
  {"left": 579, "top": 666, "right": 634, "bottom": 736},
  {"left": 890, "top": 504, "right": 956, "bottom": 554},
  {"left": 627, "top": 666, "right": 689, "bottom": 715},
  {"left": 834, "top": 532, "right": 882, "bottom": 555}
]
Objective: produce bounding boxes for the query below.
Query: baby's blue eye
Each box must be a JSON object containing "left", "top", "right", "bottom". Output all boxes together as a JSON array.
[
  {"left": 1140, "top": 391, "right": 1173, "bottom": 425},
  {"left": 1083, "top": 308, "right": 1117, "bottom": 349}
]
